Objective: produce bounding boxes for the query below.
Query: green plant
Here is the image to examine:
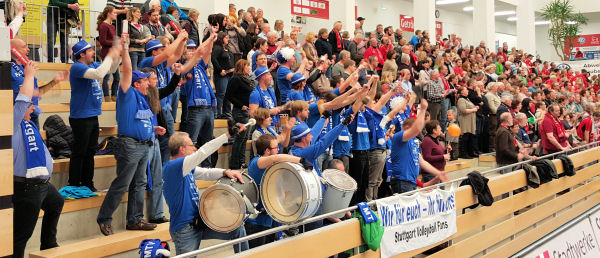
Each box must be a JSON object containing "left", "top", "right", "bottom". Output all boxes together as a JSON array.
[{"left": 541, "top": 0, "right": 588, "bottom": 61}]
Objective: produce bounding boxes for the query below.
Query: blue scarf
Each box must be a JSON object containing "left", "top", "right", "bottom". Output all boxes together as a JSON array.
[
  {"left": 133, "top": 89, "right": 155, "bottom": 138},
  {"left": 21, "top": 120, "right": 49, "bottom": 178},
  {"left": 357, "top": 110, "right": 370, "bottom": 133},
  {"left": 255, "top": 86, "right": 279, "bottom": 126}
]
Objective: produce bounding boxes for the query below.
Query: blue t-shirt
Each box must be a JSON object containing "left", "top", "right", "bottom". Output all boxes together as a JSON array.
[
  {"left": 390, "top": 131, "right": 420, "bottom": 182},
  {"left": 332, "top": 107, "right": 353, "bottom": 157},
  {"left": 116, "top": 87, "right": 154, "bottom": 141},
  {"left": 162, "top": 158, "right": 201, "bottom": 232},
  {"left": 364, "top": 107, "right": 387, "bottom": 149},
  {"left": 305, "top": 103, "right": 321, "bottom": 128},
  {"left": 182, "top": 60, "right": 215, "bottom": 107},
  {"left": 69, "top": 61, "right": 103, "bottom": 118},
  {"left": 348, "top": 110, "right": 371, "bottom": 151},
  {"left": 140, "top": 56, "right": 172, "bottom": 110},
  {"left": 249, "top": 86, "right": 279, "bottom": 126},
  {"left": 276, "top": 66, "right": 293, "bottom": 101},
  {"left": 286, "top": 90, "right": 305, "bottom": 103},
  {"left": 11, "top": 61, "right": 40, "bottom": 113},
  {"left": 303, "top": 86, "right": 316, "bottom": 103},
  {"left": 246, "top": 156, "right": 274, "bottom": 228}
]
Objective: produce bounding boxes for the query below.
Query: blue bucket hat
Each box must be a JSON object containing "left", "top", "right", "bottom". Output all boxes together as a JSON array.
[
  {"left": 145, "top": 39, "right": 165, "bottom": 53},
  {"left": 187, "top": 40, "right": 197, "bottom": 48},
  {"left": 254, "top": 66, "right": 270, "bottom": 80},
  {"left": 291, "top": 122, "right": 311, "bottom": 141},
  {"left": 132, "top": 70, "right": 152, "bottom": 83},
  {"left": 72, "top": 40, "right": 93, "bottom": 60},
  {"left": 291, "top": 73, "right": 306, "bottom": 85}
]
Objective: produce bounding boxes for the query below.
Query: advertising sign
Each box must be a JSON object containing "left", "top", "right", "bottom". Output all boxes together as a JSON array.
[{"left": 291, "top": 0, "right": 329, "bottom": 20}]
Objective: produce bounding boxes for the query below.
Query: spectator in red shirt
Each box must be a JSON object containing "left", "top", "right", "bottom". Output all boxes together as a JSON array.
[
  {"left": 541, "top": 103, "right": 571, "bottom": 154},
  {"left": 364, "top": 38, "right": 384, "bottom": 71},
  {"left": 378, "top": 36, "right": 393, "bottom": 59}
]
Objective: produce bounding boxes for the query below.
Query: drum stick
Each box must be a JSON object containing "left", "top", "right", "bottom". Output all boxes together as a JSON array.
[{"left": 244, "top": 118, "right": 256, "bottom": 128}]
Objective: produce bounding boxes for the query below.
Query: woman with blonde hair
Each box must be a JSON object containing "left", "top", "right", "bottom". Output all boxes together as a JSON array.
[
  {"left": 127, "top": 7, "right": 153, "bottom": 70},
  {"left": 274, "top": 19, "right": 285, "bottom": 40},
  {"left": 302, "top": 32, "right": 319, "bottom": 64}
]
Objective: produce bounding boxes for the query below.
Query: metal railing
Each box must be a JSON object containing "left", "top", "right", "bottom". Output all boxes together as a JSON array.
[
  {"left": 16, "top": 3, "right": 102, "bottom": 63},
  {"left": 173, "top": 141, "right": 600, "bottom": 258}
]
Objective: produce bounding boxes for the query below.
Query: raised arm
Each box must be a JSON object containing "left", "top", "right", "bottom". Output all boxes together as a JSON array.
[
  {"left": 82, "top": 46, "right": 121, "bottom": 80},
  {"left": 119, "top": 37, "right": 132, "bottom": 93},
  {"left": 402, "top": 99, "right": 428, "bottom": 141},
  {"left": 167, "top": 31, "right": 188, "bottom": 67},
  {"left": 182, "top": 134, "right": 229, "bottom": 175},
  {"left": 152, "top": 31, "right": 188, "bottom": 67},
  {"left": 20, "top": 61, "right": 37, "bottom": 98}
]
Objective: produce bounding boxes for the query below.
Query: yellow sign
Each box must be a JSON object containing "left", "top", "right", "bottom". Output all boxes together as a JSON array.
[{"left": 21, "top": 0, "right": 91, "bottom": 45}]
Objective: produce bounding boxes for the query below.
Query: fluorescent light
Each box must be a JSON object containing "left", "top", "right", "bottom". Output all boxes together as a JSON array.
[
  {"left": 507, "top": 16, "right": 517, "bottom": 21},
  {"left": 436, "top": 0, "right": 469, "bottom": 5},
  {"left": 565, "top": 21, "right": 576, "bottom": 24},
  {"left": 535, "top": 21, "right": 550, "bottom": 25},
  {"left": 494, "top": 10, "right": 516, "bottom": 16},
  {"left": 463, "top": 6, "right": 474, "bottom": 11}
]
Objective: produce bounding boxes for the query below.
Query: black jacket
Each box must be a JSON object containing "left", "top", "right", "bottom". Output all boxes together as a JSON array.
[
  {"left": 328, "top": 30, "right": 345, "bottom": 53},
  {"left": 43, "top": 114, "right": 73, "bottom": 159},
  {"left": 211, "top": 45, "right": 235, "bottom": 77},
  {"left": 495, "top": 126, "right": 519, "bottom": 165},
  {"left": 182, "top": 18, "right": 200, "bottom": 47},
  {"left": 225, "top": 75, "right": 255, "bottom": 108},
  {"left": 315, "top": 38, "right": 332, "bottom": 60},
  {"left": 157, "top": 73, "right": 180, "bottom": 135}
]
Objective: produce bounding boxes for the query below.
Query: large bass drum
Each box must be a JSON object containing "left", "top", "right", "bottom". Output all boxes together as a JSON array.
[
  {"left": 260, "top": 162, "right": 322, "bottom": 224},
  {"left": 321, "top": 169, "right": 357, "bottom": 218},
  {"left": 199, "top": 173, "right": 259, "bottom": 233}
]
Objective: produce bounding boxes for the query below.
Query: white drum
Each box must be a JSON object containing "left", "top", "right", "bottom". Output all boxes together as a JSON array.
[
  {"left": 199, "top": 173, "right": 259, "bottom": 233},
  {"left": 321, "top": 169, "right": 357, "bottom": 218},
  {"left": 260, "top": 162, "right": 322, "bottom": 224}
]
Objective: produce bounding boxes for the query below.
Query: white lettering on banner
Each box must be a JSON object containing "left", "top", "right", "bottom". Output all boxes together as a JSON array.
[
  {"left": 554, "top": 60, "right": 600, "bottom": 77},
  {"left": 518, "top": 207, "right": 600, "bottom": 258},
  {"left": 376, "top": 188, "right": 457, "bottom": 258}
]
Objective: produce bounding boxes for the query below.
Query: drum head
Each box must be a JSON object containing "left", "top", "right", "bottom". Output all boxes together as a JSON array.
[
  {"left": 216, "top": 174, "right": 260, "bottom": 206},
  {"left": 261, "top": 162, "right": 307, "bottom": 223},
  {"left": 322, "top": 169, "right": 357, "bottom": 191},
  {"left": 199, "top": 184, "right": 245, "bottom": 233}
]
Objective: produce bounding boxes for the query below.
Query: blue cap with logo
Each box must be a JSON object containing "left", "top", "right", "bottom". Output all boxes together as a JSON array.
[
  {"left": 291, "top": 122, "right": 311, "bottom": 141},
  {"left": 132, "top": 70, "right": 152, "bottom": 83},
  {"left": 72, "top": 40, "right": 93, "bottom": 60},
  {"left": 254, "top": 66, "right": 270, "bottom": 80},
  {"left": 145, "top": 39, "right": 165, "bottom": 53}
]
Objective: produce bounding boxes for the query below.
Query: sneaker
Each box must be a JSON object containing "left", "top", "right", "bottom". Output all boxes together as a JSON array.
[
  {"left": 99, "top": 223, "right": 114, "bottom": 236},
  {"left": 126, "top": 220, "right": 157, "bottom": 231},
  {"left": 149, "top": 217, "right": 170, "bottom": 224}
]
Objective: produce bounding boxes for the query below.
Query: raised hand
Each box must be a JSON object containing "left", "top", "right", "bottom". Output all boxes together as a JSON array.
[
  {"left": 171, "top": 63, "right": 182, "bottom": 75},
  {"left": 53, "top": 71, "right": 68, "bottom": 83}
]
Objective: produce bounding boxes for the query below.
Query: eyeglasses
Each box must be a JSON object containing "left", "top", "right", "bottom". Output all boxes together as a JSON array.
[{"left": 269, "top": 146, "right": 279, "bottom": 150}]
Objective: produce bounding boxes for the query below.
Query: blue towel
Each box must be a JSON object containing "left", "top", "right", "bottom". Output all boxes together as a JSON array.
[{"left": 58, "top": 186, "right": 99, "bottom": 199}]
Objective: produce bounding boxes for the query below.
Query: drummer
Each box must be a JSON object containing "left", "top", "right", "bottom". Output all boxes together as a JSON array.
[
  {"left": 162, "top": 131, "right": 249, "bottom": 255},
  {"left": 245, "top": 134, "right": 311, "bottom": 248}
]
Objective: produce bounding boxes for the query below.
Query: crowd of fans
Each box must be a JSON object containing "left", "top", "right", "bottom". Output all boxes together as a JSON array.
[{"left": 7, "top": 0, "right": 600, "bottom": 257}]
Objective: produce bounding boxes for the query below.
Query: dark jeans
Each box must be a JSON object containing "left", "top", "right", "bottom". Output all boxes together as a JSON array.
[
  {"left": 47, "top": 6, "right": 68, "bottom": 63},
  {"left": 129, "top": 51, "right": 144, "bottom": 71},
  {"left": 349, "top": 150, "right": 370, "bottom": 205},
  {"left": 245, "top": 222, "right": 276, "bottom": 249},
  {"left": 229, "top": 107, "right": 250, "bottom": 169},
  {"left": 13, "top": 181, "right": 64, "bottom": 258},
  {"left": 477, "top": 115, "right": 490, "bottom": 153},
  {"left": 489, "top": 114, "right": 498, "bottom": 152},
  {"left": 97, "top": 137, "right": 150, "bottom": 225},
  {"left": 170, "top": 90, "right": 180, "bottom": 124},
  {"left": 214, "top": 74, "right": 231, "bottom": 117},
  {"left": 428, "top": 101, "right": 442, "bottom": 121},
  {"left": 179, "top": 94, "right": 189, "bottom": 132},
  {"left": 390, "top": 179, "right": 417, "bottom": 194},
  {"left": 102, "top": 66, "right": 120, "bottom": 97},
  {"left": 68, "top": 116, "right": 99, "bottom": 188},
  {"left": 186, "top": 107, "right": 214, "bottom": 167}
]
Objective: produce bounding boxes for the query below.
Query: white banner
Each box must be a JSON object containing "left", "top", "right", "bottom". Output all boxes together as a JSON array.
[
  {"left": 376, "top": 188, "right": 457, "bottom": 258},
  {"left": 554, "top": 59, "right": 600, "bottom": 77}
]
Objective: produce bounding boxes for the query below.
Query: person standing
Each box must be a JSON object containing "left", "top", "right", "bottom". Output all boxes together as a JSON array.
[
  {"left": 97, "top": 38, "right": 158, "bottom": 236},
  {"left": 127, "top": 7, "right": 154, "bottom": 71},
  {"left": 212, "top": 32, "right": 235, "bottom": 117},
  {"left": 225, "top": 59, "right": 254, "bottom": 169},
  {"left": 328, "top": 21, "right": 345, "bottom": 61},
  {"left": 47, "top": 0, "right": 78, "bottom": 63},
  {"left": 421, "top": 120, "right": 450, "bottom": 183},
  {"left": 68, "top": 40, "right": 120, "bottom": 191},
  {"left": 107, "top": 0, "right": 132, "bottom": 35},
  {"left": 457, "top": 87, "right": 479, "bottom": 158},
  {"left": 97, "top": 6, "right": 121, "bottom": 102},
  {"left": 541, "top": 103, "right": 571, "bottom": 154},
  {"left": 181, "top": 9, "right": 201, "bottom": 49},
  {"left": 12, "top": 61, "right": 64, "bottom": 258},
  {"left": 144, "top": 8, "right": 168, "bottom": 39}
]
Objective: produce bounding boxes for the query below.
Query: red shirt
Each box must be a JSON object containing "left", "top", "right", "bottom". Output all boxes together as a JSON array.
[
  {"left": 379, "top": 44, "right": 393, "bottom": 59},
  {"left": 577, "top": 116, "right": 592, "bottom": 140},
  {"left": 541, "top": 67, "right": 551, "bottom": 77},
  {"left": 541, "top": 113, "right": 568, "bottom": 152},
  {"left": 364, "top": 47, "right": 384, "bottom": 70},
  {"left": 454, "top": 67, "right": 465, "bottom": 76}
]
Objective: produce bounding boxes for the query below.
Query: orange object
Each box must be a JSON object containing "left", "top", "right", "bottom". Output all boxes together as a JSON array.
[{"left": 448, "top": 123, "right": 461, "bottom": 137}]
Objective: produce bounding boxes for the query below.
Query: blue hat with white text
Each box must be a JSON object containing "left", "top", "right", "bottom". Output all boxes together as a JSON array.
[
  {"left": 72, "top": 40, "right": 93, "bottom": 60},
  {"left": 146, "top": 39, "right": 165, "bottom": 53}
]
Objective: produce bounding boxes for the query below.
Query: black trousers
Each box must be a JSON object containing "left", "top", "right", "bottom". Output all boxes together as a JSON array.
[
  {"left": 13, "top": 181, "right": 64, "bottom": 258},
  {"left": 245, "top": 223, "right": 277, "bottom": 249},
  {"left": 69, "top": 116, "right": 99, "bottom": 188},
  {"left": 349, "top": 150, "right": 370, "bottom": 205},
  {"left": 229, "top": 107, "right": 250, "bottom": 169}
]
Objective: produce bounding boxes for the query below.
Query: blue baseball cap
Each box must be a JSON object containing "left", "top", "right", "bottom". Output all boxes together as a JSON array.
[
  {"left": 132, "top": 70, "right": 152, "bottom": 83},
  {"left": 72, "top": 40, "right": 93, "bottom": 60},
  {"left": 254, "top": 66, "right": 270, "bottom": 80},
  {"left": 187, "top": 40, "right": 197, "bottom": 48},
  {"left": 291, "top": 73, "right": 306, "bottom": 85},
  {"left": 291, "top": 122, "right": 311, "bottom": 141},
  {"left": 145, "top": 39, "right": 165, "bottom": 53}
]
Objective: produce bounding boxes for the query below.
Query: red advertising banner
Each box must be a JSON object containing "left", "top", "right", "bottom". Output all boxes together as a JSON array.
[
  {"left": 291, "top": 0, "right": 329, "bottom": 20},
  {"left": 436, "top": 21, "right": 443, "bottom": 38},
  {"left": 564, "top": 34, "right": 600, "bottom": 60},
  {"left": 399, "top": 15, "right": 414, "bottom": 32}
]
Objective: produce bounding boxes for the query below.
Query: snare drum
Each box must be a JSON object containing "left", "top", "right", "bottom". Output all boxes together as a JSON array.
[
  {"left": 199, "top": 173, "right": 259, "bottom": 233},
  {"left": 260, "top": 162, "right": 322, "bottom": 224},
  {"left": 321, "top": 169, "right": 357, "bottom": 218}
]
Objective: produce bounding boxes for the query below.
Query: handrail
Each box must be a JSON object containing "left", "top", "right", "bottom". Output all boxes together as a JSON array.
[{"left": 173, "top": 142, "right": 600, "bottom": 258}]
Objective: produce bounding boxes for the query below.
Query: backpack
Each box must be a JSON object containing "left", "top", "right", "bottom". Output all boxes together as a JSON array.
[
  {"left": 96, "top": 136, "right": 117, "bottom": 155},
  {"left": 138, "top": 239, "right": 170, "bottom": 258}
]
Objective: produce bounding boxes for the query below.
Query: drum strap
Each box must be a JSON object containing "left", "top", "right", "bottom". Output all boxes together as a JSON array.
[{"left": 357, "top": 202, "right": 377, "bottom": 224}]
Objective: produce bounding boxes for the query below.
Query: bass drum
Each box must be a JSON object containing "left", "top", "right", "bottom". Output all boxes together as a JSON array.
[
  {"left": 199, "top": 173, "right": 259, "bottom": 233},
  {"left": 321, "top": 169, "right": 357, "bottom": 218},
  {"left": 260, "top": 162, "right": 322, "bottom": 224}
]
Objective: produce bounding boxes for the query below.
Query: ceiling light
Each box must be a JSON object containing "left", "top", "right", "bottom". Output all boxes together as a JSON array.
[
  {"left": 463, "top": 6, "right": 474, "bottom": 11},
  {"left": 436, "top": 0, "right": 469, "bottom": 5},
  {"left": 535, "top": 21, "right": 550, "bottom": 25},
  {"left": 507, "top": 17, "right": 517, "bottom": 21},
  {"left": 494, "top": 10, "right": 516, "bottom": 16}
]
